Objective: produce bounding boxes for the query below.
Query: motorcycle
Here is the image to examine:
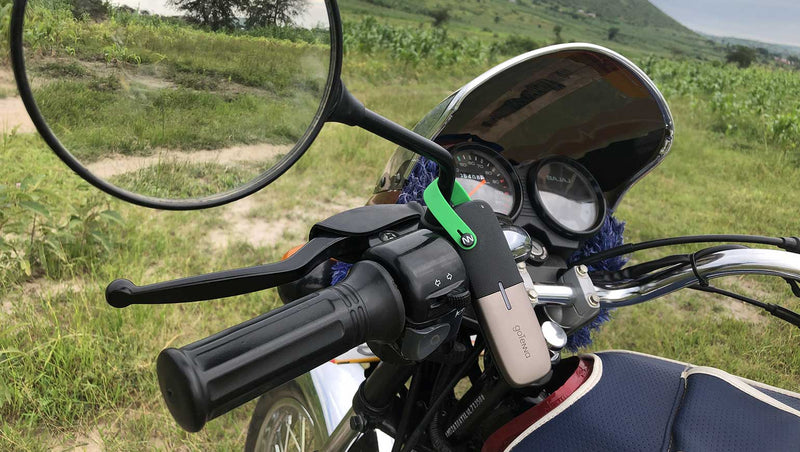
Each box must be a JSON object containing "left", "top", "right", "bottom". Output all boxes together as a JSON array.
[{"left": 10, "top": 0, "right": 800, "bottom": 450}]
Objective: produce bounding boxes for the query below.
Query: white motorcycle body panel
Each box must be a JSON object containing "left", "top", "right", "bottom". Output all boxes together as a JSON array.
[{"left": 307, "top": 347, "right": 393, "bottom": 450}]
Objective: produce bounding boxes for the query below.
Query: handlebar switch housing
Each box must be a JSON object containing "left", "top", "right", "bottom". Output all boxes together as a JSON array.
[
  {"left": 364, "top": 229, "right": 467, "bottom": 323},
  {"left": 364, "top": 229, "right": 468, "bottom": 361}
]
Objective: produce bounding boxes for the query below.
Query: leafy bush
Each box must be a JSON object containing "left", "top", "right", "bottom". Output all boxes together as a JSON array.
[
  {"left": 0, "top": 136, "right": 125, "bottom": 287},
  {"left": 171, "top": 72, "right": 220, "bottom": 90},
  {"left": 493, "top": 35, "right": 540, "bottom": 56},
  {"left": 36, "top": 60, "right": 91, "bottom": 77},
  {"left": 242, "top": 24, "right": 330, "bottom": 44},
  {"left": 0, "top": 0, "right": 11, "bottom": 60},
  {"left": 726, "top": 45, "right": 757, "bottom": 69},
  {"left": 87, "top": 74, "right": 121, "bottom": 91},
  {"left": 69, "top": 0, "right": 109, "bottom": 21},
  {"left": 428, "top": 7, "right": 450, "bottom": 27}
]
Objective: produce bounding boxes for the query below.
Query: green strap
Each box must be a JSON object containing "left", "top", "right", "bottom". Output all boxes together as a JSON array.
[{"left": 423, "top": 178, "right": 476, "bottom": 250}]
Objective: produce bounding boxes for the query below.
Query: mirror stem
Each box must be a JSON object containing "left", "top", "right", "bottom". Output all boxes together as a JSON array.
[{"left": 329, "top": 82, "right": 456, "bottom": 201}]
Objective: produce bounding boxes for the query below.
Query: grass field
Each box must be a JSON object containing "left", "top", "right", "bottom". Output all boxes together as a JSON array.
[{"left": 2, "top": 1, "right": 800, "bottom": 450}]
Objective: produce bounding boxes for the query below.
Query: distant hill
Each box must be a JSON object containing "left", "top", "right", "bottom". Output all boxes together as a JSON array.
[
  {"left": 339, "top": 0, "right": 722, "bottom": 60},
  {"left": 547, "top": 0, "right": 692, "bottom": 32},
  {"left": 702, "top": 34, "right": 800, "bottom": 59}
]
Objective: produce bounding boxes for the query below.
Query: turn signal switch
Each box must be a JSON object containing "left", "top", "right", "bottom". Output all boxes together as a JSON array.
[{"left": 364, "top": 229, "right": 468, "bottom": 361}]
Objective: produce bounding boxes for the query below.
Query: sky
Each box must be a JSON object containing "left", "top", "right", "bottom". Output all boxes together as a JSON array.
[
  {"left": 113, "top": 0, "right": 328, "bottom": 28},
  {"left": 649, "top": 0, "right": 800, "bottom": 47}
]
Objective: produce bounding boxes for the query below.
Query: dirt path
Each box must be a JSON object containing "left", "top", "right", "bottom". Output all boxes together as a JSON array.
[
  {"left": 0, "top": 97, "right": 36, "bottom": 134},
  {"left": 85, "top": 143, "right": 292, "bottom": 179},
  {"left": 207, "top": 191, "right": 366, "bottom": 250}
]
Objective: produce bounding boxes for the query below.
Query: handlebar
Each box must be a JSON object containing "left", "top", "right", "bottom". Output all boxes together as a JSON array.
[
  {"left": 595, "top": 248, "right": 800, "bottom": 307},
  {"left": 156, "top": 260, "right": 404, "bottom": 432},
  {"left": 530, "top": 248, "right": 800, "bottom": 308}
]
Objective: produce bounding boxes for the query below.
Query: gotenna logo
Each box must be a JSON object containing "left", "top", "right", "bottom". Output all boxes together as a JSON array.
[{"left": 512, "top": 325, "right": 532, "bottom": 359}]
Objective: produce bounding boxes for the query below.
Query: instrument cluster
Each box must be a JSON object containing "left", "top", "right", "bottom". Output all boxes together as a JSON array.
[{"left": 453, "top": 142, "right": 606, "bottom": 241}]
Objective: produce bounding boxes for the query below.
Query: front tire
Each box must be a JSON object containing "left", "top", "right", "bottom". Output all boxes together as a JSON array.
[{"left": 245, "top": 383, "right": 328, "bottom": 452}]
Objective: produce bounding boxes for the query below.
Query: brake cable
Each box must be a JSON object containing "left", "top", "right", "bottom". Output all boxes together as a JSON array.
[
  {"left": 572, "top": 235, "right": 800, "bottom": 268},
  {"left": 691, "top": 284, "right": 800, "bottom": 329}
]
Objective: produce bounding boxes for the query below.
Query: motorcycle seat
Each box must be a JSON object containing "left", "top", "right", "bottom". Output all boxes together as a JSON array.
[{"left": 487, "top": 350, "right": 800, "bottom": 452}]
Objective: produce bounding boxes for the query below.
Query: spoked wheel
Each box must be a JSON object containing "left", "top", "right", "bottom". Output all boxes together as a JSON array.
[{"left": 245, "top": 383, "right": 327, "bottom": 452}]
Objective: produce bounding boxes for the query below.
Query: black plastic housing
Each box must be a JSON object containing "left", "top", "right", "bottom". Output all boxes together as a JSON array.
[
  {"left": 156, "top": 261, "right": 404, "bottom": 432},
  {"left": 363, "top": 229, "right": 467, "bottom": 323},
  {"left": 453, "top": 201, "right": 523, "bottom": 298}
]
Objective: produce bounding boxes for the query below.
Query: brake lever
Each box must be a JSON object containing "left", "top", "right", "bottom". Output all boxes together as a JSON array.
[
  {"left": 106, "top": 235, "right": 353, "bottom": 308},
  {"left": 105, "top": 203, "right": 425, "bottom": 308}
]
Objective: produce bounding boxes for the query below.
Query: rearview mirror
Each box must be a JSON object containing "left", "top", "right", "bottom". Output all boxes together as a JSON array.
[
  {"left": 11, "top": 0, "right": 459, "bottom": 209},
  {"left": 11, "top": 0, "right": 342, "bottom": 209}
]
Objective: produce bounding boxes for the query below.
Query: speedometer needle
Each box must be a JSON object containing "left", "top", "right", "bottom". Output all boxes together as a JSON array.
[{"left": 468, "top": 179, "right": 487, "bottom": 197}]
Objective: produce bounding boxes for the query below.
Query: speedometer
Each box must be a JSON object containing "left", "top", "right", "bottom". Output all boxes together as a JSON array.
[
  {"left": 528, "top": 157, "right": 606, "bottom": 238},
  {"left": 452, "top": 143, "right": 521, "bottom": 218}
]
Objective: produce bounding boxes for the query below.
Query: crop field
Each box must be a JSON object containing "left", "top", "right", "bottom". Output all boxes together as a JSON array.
[{"left": 1, "top": 1, "right": 800, "bottom": 450}]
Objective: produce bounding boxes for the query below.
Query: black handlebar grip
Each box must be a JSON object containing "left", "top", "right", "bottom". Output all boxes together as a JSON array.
[{"left": 156, "top": 260, "right": 404, "bottom": 432}]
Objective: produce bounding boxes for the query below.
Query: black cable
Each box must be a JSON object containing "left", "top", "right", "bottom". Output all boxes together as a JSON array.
[
  {"left": 690, "top": 284, "right": 768, "bottom": 309},
  {"left": 786, "top": 279, "right": 800, "bottom": 299},
  {"left": 689, "top": 252, "right": 708, "bottom": 287},
  {"left": 400, "top": 339, "right": 484, "bottom": 452},
  {"left": 392, "top": 366, "right": 424, "bottom": 452},
  {"left": 592, "top": 255, "right": 690, "bottom": 283},
  {"left": 691, "top": 284, "right": 800, "bottom": 329},
  {"left": 592, "top": 245, "right": 748, "bottom": 288},
  {"left": 573, "top": 235, "right": 800, "bottom": 267}
]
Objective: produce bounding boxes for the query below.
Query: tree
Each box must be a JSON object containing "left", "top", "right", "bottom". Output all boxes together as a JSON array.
[
  {"left": 245, "top": 0, "right": 308, "bottom": 28},
  {"left": 552, "top": 24, "right": 562, "bottom": 43},
  {"left": 171, "top": 0, "right": 248, "bottom": 30},
  {"left": 607, "top": 26, "right": 620, "bottom": 41},
  {"left": 726, "top": 45, "right": 757, "bottom": 69},
  {"left": 428, "top": 7, "right": 450, "bottom": 27}
]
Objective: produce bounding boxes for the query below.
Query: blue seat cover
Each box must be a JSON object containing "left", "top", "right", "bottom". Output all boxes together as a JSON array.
[{"left": 508, "top": 350, "right": 800, "bottom": 452}]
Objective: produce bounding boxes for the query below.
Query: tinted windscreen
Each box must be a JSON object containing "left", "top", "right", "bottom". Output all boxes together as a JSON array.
[{"left": 440, "top": 50, "right": 669, "bottom": 205}]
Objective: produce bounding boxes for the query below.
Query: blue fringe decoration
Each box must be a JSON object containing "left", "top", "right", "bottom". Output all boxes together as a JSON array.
[
  {"left": 330, "top": 156, "right": 627, "bottom": 351},
  {"left": 330, "top": 260, "right": 353, "bottom": 285},
  {"left": 397, "top": 156, "right": 438, "bottom": 205}
]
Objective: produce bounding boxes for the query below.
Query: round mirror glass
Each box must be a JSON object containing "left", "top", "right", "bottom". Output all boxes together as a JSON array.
[{"left": 17, "top": 0, "right": 335, "bottom": 207}]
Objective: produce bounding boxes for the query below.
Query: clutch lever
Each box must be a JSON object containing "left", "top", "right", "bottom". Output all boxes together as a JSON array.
[{"left": 106, "top": 235, "right": 354, "bottom": 308}]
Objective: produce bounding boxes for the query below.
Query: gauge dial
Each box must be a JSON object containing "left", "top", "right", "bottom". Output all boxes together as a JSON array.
[
  {"left": 452, "top": 144, "right": 521, "bottom": 218},
  {"left": 529, "top": 157, "right": 606, "bottom": 238}
]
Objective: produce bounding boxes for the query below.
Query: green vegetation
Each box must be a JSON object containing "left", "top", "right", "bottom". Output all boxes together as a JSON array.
[
  {"left": 0, "top": 135, "right": 125, "bottom": 289},
  {"left": 644, "top": 58, "right": 800, "bottom": 160},
  {"left": 36, "top": 80, "right": 304, "bottom": 159},
  {"left": 111, "top": 160, "right": 268, "bottom": 199},
  {"left": 340, "top": 0, "right": 722, "bottom": 60},
  {"left": 1, "top": 0, "right": 800, "bottom": 449}
]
